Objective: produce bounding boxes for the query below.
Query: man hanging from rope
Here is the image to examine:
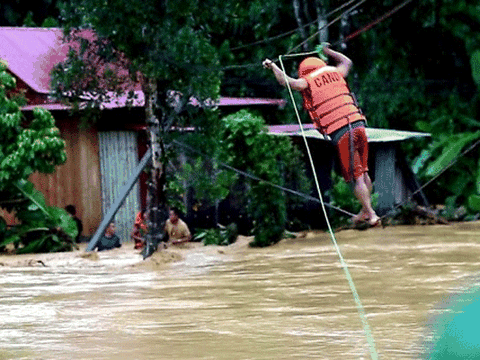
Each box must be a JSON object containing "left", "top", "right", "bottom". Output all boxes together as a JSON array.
[{"left": 263, "top": 45, "right": 380, "bottom": 227}]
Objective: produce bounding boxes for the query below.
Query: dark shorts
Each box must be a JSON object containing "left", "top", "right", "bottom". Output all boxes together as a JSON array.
[{"left": 329, "top": 121, "right": 368, "bottom": 183}]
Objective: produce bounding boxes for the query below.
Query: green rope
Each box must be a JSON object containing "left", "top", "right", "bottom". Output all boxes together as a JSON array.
[{"left": 278, "top": 55, "right": 379, "bottom": 360}]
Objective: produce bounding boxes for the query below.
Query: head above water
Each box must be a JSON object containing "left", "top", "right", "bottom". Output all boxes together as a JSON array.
[
  {"left": 298, "top": 57, "right": 326, "bottom": 78},
  {"left": 169, "top": 207, "right": 180, "bottom": 224},
  {"left": 65, "top": 204, "right": 77, "bottom": 216},
  {"left": 105, "top": 222, "right": 116, "bottom": 236}
]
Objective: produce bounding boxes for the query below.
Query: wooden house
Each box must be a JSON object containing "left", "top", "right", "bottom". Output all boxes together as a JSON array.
[
  {"left": 0, "top": 27, "right": 430, "bottom": 243},
  {"left": 0, "top": 27, "right": 286, "bottom": 241}
]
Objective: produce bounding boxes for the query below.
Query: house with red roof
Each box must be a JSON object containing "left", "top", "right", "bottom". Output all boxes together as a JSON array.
[
  {"left": 0, "top": 27, "right": 286, "bottom": 241},
  {"left": 0, "top": 27, "right": 432, "bottom": 241}
]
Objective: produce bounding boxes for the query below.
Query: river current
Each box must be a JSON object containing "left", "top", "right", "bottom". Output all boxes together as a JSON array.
[{"left": 1, "top": 222, "right": 480, "bottom": 359}]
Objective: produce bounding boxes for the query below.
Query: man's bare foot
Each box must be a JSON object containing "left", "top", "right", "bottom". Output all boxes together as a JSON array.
[
  {"left": 368, "top": 215, "right": 381, "bottom": 227},
  {"left": 351, "top": 211, "right": 369, "bottom": 224}
]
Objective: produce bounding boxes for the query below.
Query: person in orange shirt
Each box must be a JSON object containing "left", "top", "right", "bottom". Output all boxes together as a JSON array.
[
  {"left": 263, "top": 45, "right": 380, "bottom": 226},
  {"left": 131, "top": 209, "right": 147, "bottom": 250}
]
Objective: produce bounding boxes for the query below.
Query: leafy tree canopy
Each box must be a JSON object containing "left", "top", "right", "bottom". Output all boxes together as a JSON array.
[
  {"left": 0, "top": 62, "right": 76, "bottom": 253},
  {"left": 0, "top": 0, "right": 59, "bottom": 27},
  {"left": 0, "top": 62, "right": 66, "bottom": 191},
  {"left": 11, "top": 0, "right": 480, "bottom": 225}
]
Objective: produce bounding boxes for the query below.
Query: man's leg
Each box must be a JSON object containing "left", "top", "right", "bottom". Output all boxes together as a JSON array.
[
  {"left": 353, "top": 172, "right": 379, "bottom": 225},
  {"left": 336, "top": 126, "right": 379, "bottom": 225},
  {"left": 364, "top": 171, "right": 373, "bottom": 194}
]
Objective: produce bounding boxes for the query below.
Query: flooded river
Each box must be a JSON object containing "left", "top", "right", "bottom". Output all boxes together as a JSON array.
[{"left": 1, "top": 222, "right": 480, "bottom": 360}]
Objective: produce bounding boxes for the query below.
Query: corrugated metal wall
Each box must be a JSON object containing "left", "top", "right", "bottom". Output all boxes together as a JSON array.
[{"left": 98, "top": 131, "right": 141, "bottom": 243}]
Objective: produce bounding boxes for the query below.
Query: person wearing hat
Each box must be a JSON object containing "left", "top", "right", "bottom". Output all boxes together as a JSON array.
[{"left": 263, "top": 45, "right": 380, "bottom": 226}]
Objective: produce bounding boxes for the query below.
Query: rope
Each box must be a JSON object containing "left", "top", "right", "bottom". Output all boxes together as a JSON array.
[
  {"left": 230, "top": 0, "right": 362, "bottom": 52},
  {"left": 224, "top": 0, "right": 416, "bottom": 70},
  {"left": 278, "top": 55, "right": 379, "bottom": 360},
  {"left": 224, "top": 0, "right": 367, "bottom": 70},
  {"left": 286, "top": 0, "right": 367, "bottom": 55},
  {"left": 344, "top": 0, "right": 417, "bottom": 43}
]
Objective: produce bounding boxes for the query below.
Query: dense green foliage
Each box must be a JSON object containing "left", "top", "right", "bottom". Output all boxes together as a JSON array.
[
  {"left": 0, "top": 62, "right": 66, "bottom": 187},
  {"left": 55, "top": 0, "right": 231, "bottom": 104},
  {"left": 51, "top": 0, "right": 315, "bottom": 244},
  {"left": 4, "top": 0, "right": 480, "bottom": 241},
  {"left": 0, "top": 62, "right": 76, "bottom": 253},
  {"left": 195, "top": 223, "right": 238, "bottom": 246},
  {"left": 215, "top": 0, "right": 480, "bottom": 218},
  {"left": 219, "top": 110, "right": 309, "bottom": 247},
  {"left": 0, "top": 180, "right": 78, "bottom": 254},
  {"left": 52, "top": 0, "right": 246, "bottom": 245},
  {"left": 350, "top": 1, "right": 480, "bottom": 216},
  {"left": 0, "top": 0, "right": 59, "bottom": 27},
  {"left": 0, "top": 72, "right": 66, "bottom": 189}
]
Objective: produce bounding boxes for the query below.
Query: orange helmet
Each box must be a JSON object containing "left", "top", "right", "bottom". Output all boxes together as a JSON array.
[{"left": 298, "top": 57, "right": 326, "bottom": 77}]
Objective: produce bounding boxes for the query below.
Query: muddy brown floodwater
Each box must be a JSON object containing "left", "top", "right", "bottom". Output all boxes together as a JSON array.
[{"left": 1, "top": 222, "right": 480, "bottom": 360}]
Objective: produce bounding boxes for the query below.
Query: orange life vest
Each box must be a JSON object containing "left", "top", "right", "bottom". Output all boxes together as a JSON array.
[{"left": 301, "top": 66, "right": 365, "bottom": 135}]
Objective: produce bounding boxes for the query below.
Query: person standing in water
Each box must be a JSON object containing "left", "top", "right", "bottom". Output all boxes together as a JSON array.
[
  {"left": 94, "top": 221, "right": 122, "bottom": 251},
  {"left": 164, "top": 207, "right": 191, "bottom": 245}
]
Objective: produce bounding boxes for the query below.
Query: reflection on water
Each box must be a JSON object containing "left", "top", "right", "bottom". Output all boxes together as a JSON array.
[{"left": 1, "top": 222, "right": 480, "bottom": 360}]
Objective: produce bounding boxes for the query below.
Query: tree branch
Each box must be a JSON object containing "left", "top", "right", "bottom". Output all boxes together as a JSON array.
[{"left": 293, "top": 0, "right": 309, "bottom": 52}]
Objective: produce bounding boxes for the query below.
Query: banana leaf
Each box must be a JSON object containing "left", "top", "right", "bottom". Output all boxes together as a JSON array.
[
  {"left": 0, "top": 234, "right": 20, "bottom": 247},
  {"left": 412, "top": 149, "right": 431, "bottom": 175},
  {"left": 0, "top": 217, "right": 7, "bottom": 235},
  {"left": 468, "top": 194, "right": 480, "bottom": 212},
  {"left": 14, "top": 180, "right": 49, "bottom": 216},
  {"left": 457, "top": 114, "right": 480, "bottom": 129},
  {"left": 16, "top": 233, "right": 48, "bottom": 254},
  {"left": 471, "top": 50, "right": 480, "bottom": 89},
  {"left": 47, "top": 206, "right": 78, "bottom": 240},
  {"left": 425, "top": 132, "right": 480, "bottom": 177},
  {"left": 476, "top": 156, "right": 480, "bottom": 195},
  {"left": 14, "top": 180, "right": 77, "bottom": 239}
]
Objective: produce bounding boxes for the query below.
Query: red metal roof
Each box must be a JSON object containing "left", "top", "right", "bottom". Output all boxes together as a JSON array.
[
  {"left": 0, "top": 27, "right": 80, "bottom": 94},
  {"left": 0, "top": 27, "right": 286, "bottom": 109}
]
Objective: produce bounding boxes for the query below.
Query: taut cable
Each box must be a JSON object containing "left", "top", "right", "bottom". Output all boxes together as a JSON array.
[{"left": 278, "top": 55, "right": 379, "bottom": 360}]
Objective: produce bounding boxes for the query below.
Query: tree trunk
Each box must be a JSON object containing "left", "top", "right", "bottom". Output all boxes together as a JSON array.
[
  {"left": 315, "top": 0, "right": 329, "bottom": 44},
  {"left": 340, "top": 13, "right": 349, "bottom": 51},
  {"left": 142, "top": 78, "right": 168, "bottom": 257},
  {"left": 293, "top": 0, "right": 309, "bottom": 52}
]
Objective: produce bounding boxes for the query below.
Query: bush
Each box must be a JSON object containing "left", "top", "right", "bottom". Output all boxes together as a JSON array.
[
  {"left": 195, "top": 223, "right": 238, "bottom": 246},
  {"left": 0, "top": 180, "right": 77, "bottom": 254},
  {"left": 220, "top": 110, "right": 290, "bottom": 247},
  {"left": 0, "top": 62, "right": 73, "bottom": 253}
]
